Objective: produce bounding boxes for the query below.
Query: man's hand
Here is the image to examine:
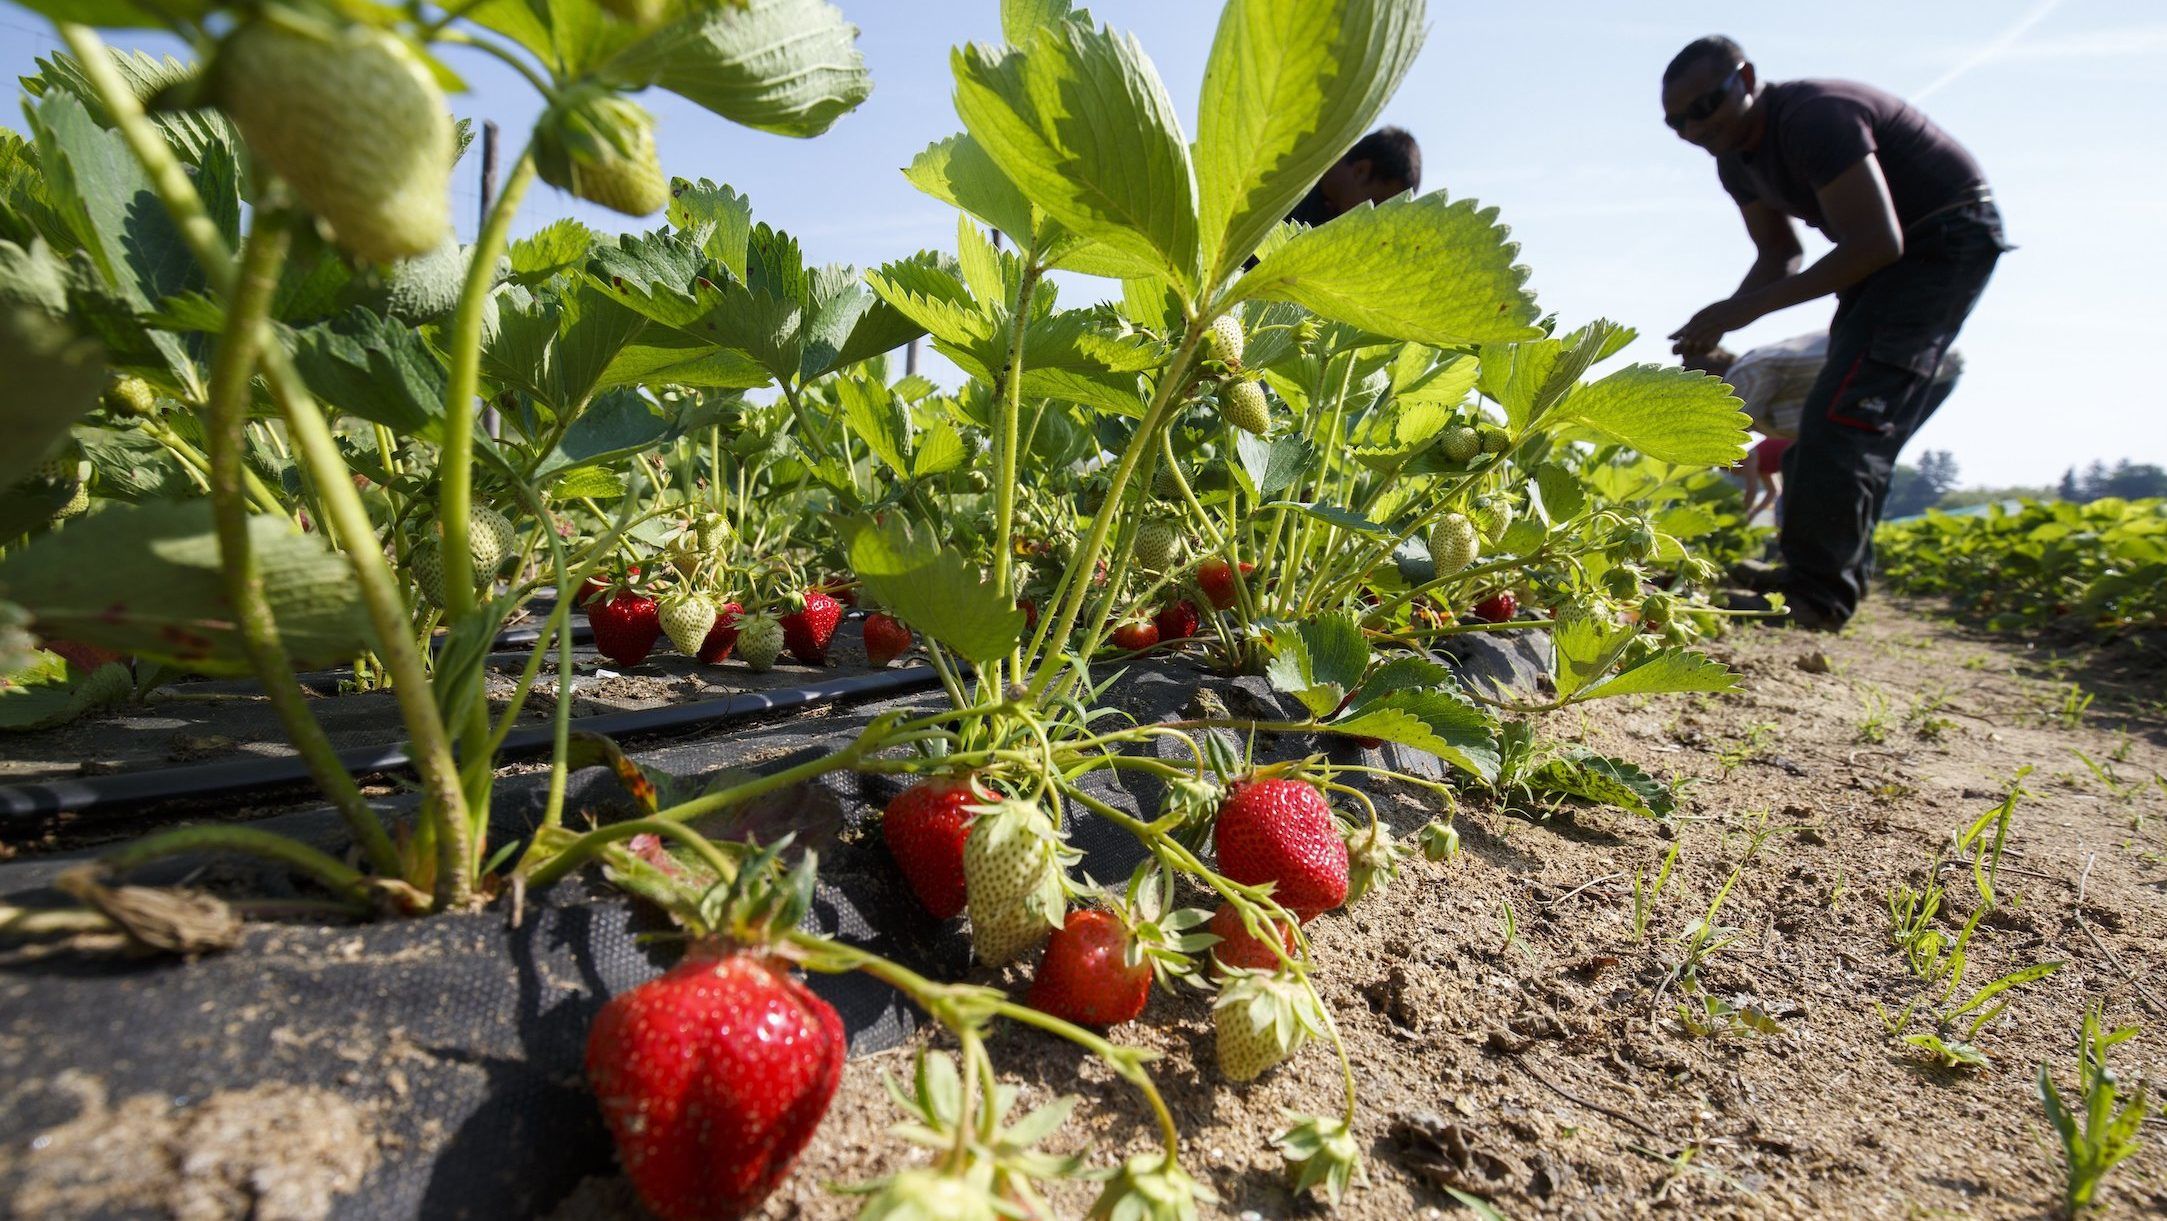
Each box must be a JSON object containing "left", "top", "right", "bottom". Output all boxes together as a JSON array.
[{"left": 1669, "top": 296, "right": 1762, "bottom": 355}]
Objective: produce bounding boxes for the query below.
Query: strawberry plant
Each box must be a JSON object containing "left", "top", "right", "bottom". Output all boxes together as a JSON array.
[{"left": 1878, "top": 498, "right": 2167, "bottom": 635}]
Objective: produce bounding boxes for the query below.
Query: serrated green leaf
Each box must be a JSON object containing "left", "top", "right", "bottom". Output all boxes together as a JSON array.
[
  {"left": 1532, "top": 749, "right": 1674, "bottom": 819},
  {"left": 1233, "top": 432, "right": 1316, "bottom": 499},
  {"left": 1264, "top": 614, "right": 1368, "bottom": 717},
  {"left": 1233, "top": 192, "right": 1540, "bottom": 346},
  {"left": 1575, "top": 649, "right": 1739, "bottom": 703},
  {"left": 287, "top": 308, "right": 448, "bottom": 440},
  {"left": 601, "top": 0, "right": 871, "bottom": 137},
  {"left": 1553, "top": 364, "right": 1750, "bottom": 467},
  {"left": 1478, "top": 319, "right": 1629, "bottom": 431},
  {"left": 665, "top": 178, "right": 754, "bottom": 274},
  {"left": 550, "top": 466, "right": 627, "bottom": 501},
  {"left": 846, "top": 517, "right": 1024, "bottom": 665},
  {"left": 1263, "top": 500, "right": 1389, "bottom": 535},
  {"left": 952, "top": 21, "right": 1200, "bottom": 292},
  {"left": 0, "top": 653, "right": 131, "bottom": 730},
  {"left": 904, "top": 133, "right": 1038, "bottom": 244},
  {"left": 1194, "top": 0, "right": 1425, "bottom": 283},
  {"left": 510, "top": 217, "right": 596, "bottom": 281},
  {"left": 0, "top": 501, "right": 371, "bottom": 674}
]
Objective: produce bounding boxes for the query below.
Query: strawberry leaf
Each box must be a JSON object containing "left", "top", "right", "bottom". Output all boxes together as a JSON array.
[{"left": 846, "top": 516, "right": 1025, "bottom": 665}]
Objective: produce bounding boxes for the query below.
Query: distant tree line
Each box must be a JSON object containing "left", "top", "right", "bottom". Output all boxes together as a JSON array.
[{"left": 1877, "top": 453, "right": 2167, "bottom": 518}]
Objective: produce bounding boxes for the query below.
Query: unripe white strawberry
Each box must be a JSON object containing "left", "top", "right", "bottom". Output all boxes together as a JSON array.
[
  {"left": 963, "top": 797, "right": 1067, "bottom": 966},
  {"left": 1203, "top": 314, "right": 1245, "bottom": 369},
  {"left": 1214, "top": 970, "right": 1321, "bottom": 1082},
  {"left": 1440, "top": 425, "right": 1480, "bottom": 464},
  {"left": 535, "top": 87, "right": 668, "bottom": 218},
  {"left": 411, "top": 539, "right": 448, "bottom": 608},
  {"left": 1135, "top": 519, "right": 1180, "bottom": 571},
  {"left": 1222, "top": 381, "right": 1270, "bottom": 435},
  {"left": 658, "top": 592, "right": 717, "bottom": 655},
  {"left": 214, "top": 18, "right": 454, "bottom": 263},
  {"left": 1430, "top": 513, "right": 1480, "bottom": 575},
  {"left": 466, "top": 505, "right": 515, "bottom": 574},
  {"left": 736, "top": 612, "right": 783, "bottom": 671},
  {"left": 102, "top": 374, "right": 159, "bottom": 418}
]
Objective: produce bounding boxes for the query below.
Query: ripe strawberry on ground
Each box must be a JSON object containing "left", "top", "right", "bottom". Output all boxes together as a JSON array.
[
  {"left": 535, "top": 86, "right": 668, "bottom": 217},
  {"left": 586, "top": 945, "right": 845, "bottom": 1221},
  {"left": 962, "top": 797, "right": 1068, "bottom": 966},
  {"left": 1153, "top": 600, "right": 1202, "bottom": 642},
  {"left": 658, "top": 592, "right": 718, "bottom": 656},
  {"left": 1206, "top": 902, "right": 1295, "bottom": 975},
  {"left": 1109, "top": 617, "right": 1159, "bottom": 653},
  {"left": 578, "top": 564, "right": 638, "bottom": 609},
  {"left": 1028, "top": 909, "right": 1152, "bottom": 1028},
  {"left": 1222, "top": 381, "right": 1270, "bottom": 435},
  {"left": 591, "top": 591, "right": 663, "bottom": 666},
  {"left": 736, "top": 613, "right": 783, "bottom": 671},
  {"left": 1430, "top": 512, "right": 1480, "bottom": 575},
  {"left": 1212, "top": 776, "right": 1349, "bottom": 917},
  {"left": 1196, "top": 557, "right": 1254, "bottom": 611},
  {"left": 213, "top": 17, "right": 454, "bottom": 263},
  {"left": 1214, "top": 970, "right": 1320, "bottom": 1082},
  {"left": 882, "top": 775, "right": 983, "bottom": 921},
  {"left": 1203, "top": 314, "right": 1245, "bottom": 368},
  {"left": 1472, "top": 590, "right": 1519, "bottom": 623},
  {"left": 863, "top": 612, "right": 912, "bottom": 668},
  {"left": 779, "top": 589, "right": 842, "bottom": 665},
  {"left": 696, "top": 602, "right": 744, "bottom": 663}
]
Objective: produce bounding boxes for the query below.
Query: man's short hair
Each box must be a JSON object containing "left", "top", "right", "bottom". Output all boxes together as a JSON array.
[
  {"left": 1663, "top": 35, "right": 1747, "bottom": 84},
  {"left": 1348, "top": 126, "right": 1420, "bottom": 193}
]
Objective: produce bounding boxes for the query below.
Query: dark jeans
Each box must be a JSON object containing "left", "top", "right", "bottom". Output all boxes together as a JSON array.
[{"left": 1780, "top": 200, "right": 2009, "bottom": 623}]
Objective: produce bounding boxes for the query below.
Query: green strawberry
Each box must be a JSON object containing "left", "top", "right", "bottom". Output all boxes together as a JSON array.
[
  {"left": 1135, "top": 519, "right": 1180, "bottom": 572},
  {"left": 1222, "top": 381, "right": 1270, "bottom": 435},
  {"left": 1474, "top": 496, "right": 1516, "bottom": 544},
  {"left": 1152, "top": 462, "right": 1182, "bottom": 501},
  {"left": 1214, "top": 970, "right": 1322, "bottom": 1082},
  {"left": 1429, "top": 513, "right": 1480, "bottom": 576},
  {"left": 1479, "top": 424, "right": 1511, "bottom": 455},
  {"left": 214, "top": 17, "right": 454, "bottom": 263},
  {"left": 411, "top": 539, "right": 448, "bottom": 608},
  {"left": 736, "top": 613, "right": 783, "bottom": 671},
  {"left": 658, "top": 592, "right": 718, "bottom": 655},
  {"left": 595, "top": 0, "right": 672, "bottom": 28},
  {"left": 467, "top": 505, "right": 515, "bottom": 574},
  {"left": 962, "top": 797, "right": 1067, "bottom": 967},
  {"left": 535, "top": 87, "right": 668, "bottom": 218},
  {"left": 1203, "top": 314, "right": 1245, "bottom": 369},
  {"left": 102, "top": 374, "right": 159, "bottom": 418},
  {"left": 1440, "top": 425, "right": 1480, "bottom": 465}
]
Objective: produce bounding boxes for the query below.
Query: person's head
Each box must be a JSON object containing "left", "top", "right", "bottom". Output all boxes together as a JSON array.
[
  {"left": 1681, "top": 345, "right": 1738, "bottom": 379},
  {"left": 1661, "top": 36, "right": 1761, "bottom": 155},
  {"left": 1315, "top": 126, "right": 1421, "bottom": 217}
]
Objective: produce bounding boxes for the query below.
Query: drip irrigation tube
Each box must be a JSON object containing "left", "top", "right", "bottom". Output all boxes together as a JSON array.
[{"left": 0, "top": 663, "right": 941, "bottom": 827}]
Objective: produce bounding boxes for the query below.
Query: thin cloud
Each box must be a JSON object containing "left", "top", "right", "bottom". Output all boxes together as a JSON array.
[{"left": 1912, "top": 0, "right": 2068, "bottom": 101}]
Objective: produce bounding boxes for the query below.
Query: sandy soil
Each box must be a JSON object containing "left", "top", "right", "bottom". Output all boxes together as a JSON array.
[{"left": 727, "top": 597, "right": 2167, "bottom": 1219}]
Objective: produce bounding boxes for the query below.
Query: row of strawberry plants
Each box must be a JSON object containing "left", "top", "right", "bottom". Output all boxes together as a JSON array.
[
  {"left": 0, "top": 0, "right": 1759, "bottom": 1216},
  {"left": 1876, "top": 499, "right": 2167, "bottom": 635}
]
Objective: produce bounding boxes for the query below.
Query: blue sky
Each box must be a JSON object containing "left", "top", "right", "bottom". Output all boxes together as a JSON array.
[{"left": 5, "top": 0, "right": 2163, "bottom": 487}]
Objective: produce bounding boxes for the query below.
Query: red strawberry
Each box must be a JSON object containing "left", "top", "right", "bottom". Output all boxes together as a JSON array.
[
  {"left": 779, "top": 589, "right": 842, "bottom": 665},
  {"left": 590, "top": 591, "right": 663, "bottom": 666},
  {"left": 1018, "top": 597, "right": 1039, "bottom": 632},
  {"left": 577, "top": 564, "right": 639, "bottom": 609},
  {"left": 863, "top": 612, "right": 911, "bottom": 668},
  {"left": 42, "top": 638, "right": 126, "bottom": 671},
  {"left": 1212, "top": 776, "right": 1349, "bottom": 916},
  {"left": 1471, "top": 590, "right": 1519, "bottom": 623},
  {"left": 1196, "top": 558, "right": 1254, "bottom": 611},
  {"left": 1027, "top": 908, "right": 1151, "bottom": 1027},
  {"left": 1206, "top": 902, "right": 1295, "bottom": 974},
  {"left": 696, "top": 602, "right": 744, "bottom": 664},
  {"left": 1109, "top": 617, "right": 1159, "bottom": 652},
  {"left": 586, "top": 945, "right": 845, "bottom": 1221},
  {"left": 1153, "top": 599, "right": 1202, "bottom": 641},
  {"left": 882, "top": 775, "right": 981, "bottom": 920}
]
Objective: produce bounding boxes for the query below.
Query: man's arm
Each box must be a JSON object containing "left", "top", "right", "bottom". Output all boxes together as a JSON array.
[
  {"left": 1735, "top": 156, "right": 1902, "bottom": 315},
  {"left": 1673, "top": 158, "right": 1902, "bottom": 352},
  {"left": 1733, "top": 200, "right": 1803, "bottom": 298}
]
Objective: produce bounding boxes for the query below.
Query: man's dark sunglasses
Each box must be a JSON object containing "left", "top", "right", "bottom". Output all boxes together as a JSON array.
[{"left": 1666, "top": 64, "right": 1743, "bottom": 131}]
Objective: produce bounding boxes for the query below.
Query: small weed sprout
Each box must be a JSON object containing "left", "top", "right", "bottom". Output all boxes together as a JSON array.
[
  {"left": 1632, "top": 839, "right": 1682, "bottom": 943},
  {"left": 2038, "top": 1005, "right": 2151, "bottom": 1216},
  {"left": 1855, "top": 689, "right": 1892, "bottom": 744}
]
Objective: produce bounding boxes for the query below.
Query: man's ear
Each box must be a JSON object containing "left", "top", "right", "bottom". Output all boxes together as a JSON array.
[{"left": 1741, "top": 61, "right": 1759, "bottom": 92}]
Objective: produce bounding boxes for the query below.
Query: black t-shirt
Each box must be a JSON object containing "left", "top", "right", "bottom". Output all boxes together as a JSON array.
[{"left": 1717, "top": 79, "right": 1987, "bottom": 237}]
